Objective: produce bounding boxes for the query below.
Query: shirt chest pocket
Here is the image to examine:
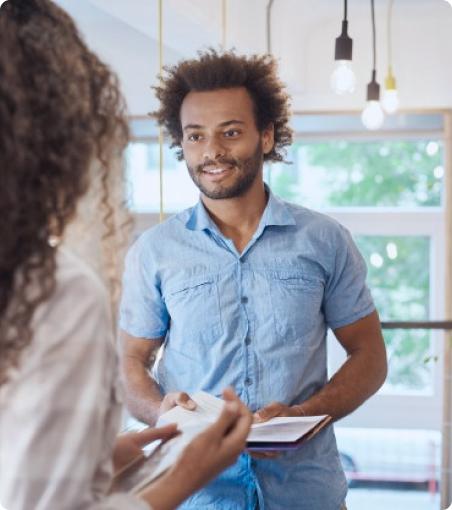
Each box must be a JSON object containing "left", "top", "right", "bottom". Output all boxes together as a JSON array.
[
  {"left": 164, "top": 275, "right": 223, "bottom": 344},
  {"left": 269, "top": 271, "right": 324, "bottom": 342}
]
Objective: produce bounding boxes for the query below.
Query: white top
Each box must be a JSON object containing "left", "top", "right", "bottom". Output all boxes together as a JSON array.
[{"left": 0, "top": 249, "right": 149, "bottom": 510}]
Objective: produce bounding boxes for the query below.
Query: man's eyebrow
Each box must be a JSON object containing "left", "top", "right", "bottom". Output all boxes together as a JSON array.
[
  {"left": 183, "top": 123, "right": 203, "bottom": 131},
  {"left": 218, "top": 120, "right": 245, "bottom": 128},
  {"left": 183, "top": 120, "right": 245, "bottom": 131}
]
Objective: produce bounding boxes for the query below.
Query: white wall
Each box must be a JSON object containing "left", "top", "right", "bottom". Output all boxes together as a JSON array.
[{"left": 56, "top": 0, "right": 452, "bottom": 116}]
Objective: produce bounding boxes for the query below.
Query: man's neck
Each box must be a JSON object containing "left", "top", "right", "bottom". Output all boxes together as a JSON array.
[{"left": 201, "top": 181, "right": 268, "bottom": 253}]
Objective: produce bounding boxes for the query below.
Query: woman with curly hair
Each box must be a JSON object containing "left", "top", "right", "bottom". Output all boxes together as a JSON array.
[{"left": 0, "top": 1, "right": 251, "bottom": 509}]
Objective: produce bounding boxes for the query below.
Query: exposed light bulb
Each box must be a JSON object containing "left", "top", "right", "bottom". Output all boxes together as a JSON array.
[
  {"left": 443, "top": 0, "right": 452, "bottom": 6},
  {"left": 330, "top": 60, "right": 356, "bottom": 94},
  {"left": 362, "top": 70, "right": 384, "bottom": 130},
  {"left": 382, "top": 89, "right": 399, "bottom": 114},
  {"left": 332, "top": 17, "right": 354, "bottom": 96},
  {"left": 361, "top": 100, "right": 385, "bottom": 130}
]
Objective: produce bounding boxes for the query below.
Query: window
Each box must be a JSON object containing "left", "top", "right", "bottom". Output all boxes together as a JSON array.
[
  {"left": 126, "top": 140, "right": 198, "bottom": 213},
  {"left": 270, "top": 139, "right": 444, "bottom": 208}
]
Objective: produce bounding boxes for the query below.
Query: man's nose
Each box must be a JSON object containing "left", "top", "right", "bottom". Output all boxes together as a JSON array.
[{"left": 202, "top": 137, "right": 225, "bottom": 162}]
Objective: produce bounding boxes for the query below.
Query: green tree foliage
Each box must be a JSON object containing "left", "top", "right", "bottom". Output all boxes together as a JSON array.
[
  {"left": 303, "top": 140, "right": 442, "bottom": 207},
  {"left": 355, "top": 236, "right": 431, "bottom": 391}
]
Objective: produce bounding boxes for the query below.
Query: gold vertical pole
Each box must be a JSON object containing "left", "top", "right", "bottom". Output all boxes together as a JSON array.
[
  {"left": 221, "top": 0, "right": 227, "bottom": 49},
  {"left": 441, "top": 110, "right": 452, "bottom": 508},
  {"left": 158, "top": 0, "right": 164, "bottom": 223}
]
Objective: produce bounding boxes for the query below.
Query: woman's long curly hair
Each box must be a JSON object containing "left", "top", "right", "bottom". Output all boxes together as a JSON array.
[
  {"left": 154, "top": 49, "right": 293, "bottom": 162},
  {"left": 0, "top": 0, "right": 129, "bottom": 384}
]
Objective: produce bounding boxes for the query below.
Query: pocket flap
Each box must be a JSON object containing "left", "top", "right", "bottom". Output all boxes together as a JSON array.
[
  {"left": 167, "top": 275, "right": 214, "bottom": 295},
  {"left": 270, "top": 270, "right": 320, "bottom": 287}
]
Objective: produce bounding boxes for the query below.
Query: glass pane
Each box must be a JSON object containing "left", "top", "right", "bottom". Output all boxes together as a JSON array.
[
  {"left": 269, "top": 140, "right": 444, "bottom": 208},
  {"left": 336, "top": 427, "right": 441, "bottom": 510},
  {"left": 126, "top": 141, "right": 198, "bottom": 213},
  {"left": 354, "top": 236, "right": 434, "bottom": 395}
]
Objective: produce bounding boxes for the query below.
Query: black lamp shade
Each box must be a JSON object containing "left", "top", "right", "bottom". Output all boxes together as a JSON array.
[
  {"left": 334, "top": 20, "right": 353, "bottom": 61},
  {"left": 366, "top": 70, "right": 380, "bottom": 101}
]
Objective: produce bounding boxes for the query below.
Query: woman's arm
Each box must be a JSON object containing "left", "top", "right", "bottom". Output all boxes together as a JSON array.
[{"left": 139, "top": 388, "right": 252, "bottom": 510}]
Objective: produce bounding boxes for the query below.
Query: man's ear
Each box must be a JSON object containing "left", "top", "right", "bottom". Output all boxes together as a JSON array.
[{"left": 262, "top": 124, "right": 275, "bottom": 155}]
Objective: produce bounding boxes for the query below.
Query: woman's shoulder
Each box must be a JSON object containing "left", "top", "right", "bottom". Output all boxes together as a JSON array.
[
  {"left": 2, "top": 248, "right": 114, "bottom": 391},
  {"left": 31, "top": 248, "right": 113, "bottom": 354}
]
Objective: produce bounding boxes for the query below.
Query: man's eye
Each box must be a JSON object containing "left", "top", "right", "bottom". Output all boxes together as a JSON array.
[
  {"left": 187, "top": 133, "right": 202, "bottom": 142},
  {"left": 224, "top": 129, "right": 240, "bottom": 138}
]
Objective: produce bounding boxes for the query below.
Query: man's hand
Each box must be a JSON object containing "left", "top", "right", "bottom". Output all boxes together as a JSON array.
[
  {"left": 253, "top": 401, "right": 304, "bottom": 423},
  {"left": 250, "top": 401, "right": 305, "bottom": 459},
  {"left": 159, "top": 391, "right": 197, "bottom": 415},
  {"left": 174, "top": 388, "right": 252, "bottom": 477},
  {"left": 113, "top": 424, "right": 179, "bottom": 473}
]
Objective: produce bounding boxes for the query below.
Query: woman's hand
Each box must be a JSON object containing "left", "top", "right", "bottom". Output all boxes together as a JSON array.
[
  {"left": 172, "top": 387, "right": 252, "bottom": 483},
  {"left": 141, "top": 388, "right": 252, "bottom": 510},
  {"left": 113, "top": 424, "right": 178, "bottom": 474}
]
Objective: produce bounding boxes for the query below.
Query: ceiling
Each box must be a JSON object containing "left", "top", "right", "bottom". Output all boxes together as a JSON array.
[{"left": 55, "top": 0, "right": 452, "bottom": 115}]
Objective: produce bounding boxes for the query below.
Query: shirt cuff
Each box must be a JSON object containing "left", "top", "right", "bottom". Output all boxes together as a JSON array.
[{"left": 327, "top": 303, "right": 376, "bottom": 330}]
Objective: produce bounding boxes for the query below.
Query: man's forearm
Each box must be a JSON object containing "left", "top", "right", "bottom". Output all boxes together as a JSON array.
[
  {"left": 121, "top": 355, "right": 163, "bottom": 425},
  {"left": 296, "top": 347, "right": 387, "bottom": 421}
]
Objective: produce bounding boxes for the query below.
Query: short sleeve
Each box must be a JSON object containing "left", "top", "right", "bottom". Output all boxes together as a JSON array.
[
  {"left": 323, "top": 225, "right": 375, "bottom": 330},
  {"left": 119, "top": 236, "right": 169, "bottom": 339}
]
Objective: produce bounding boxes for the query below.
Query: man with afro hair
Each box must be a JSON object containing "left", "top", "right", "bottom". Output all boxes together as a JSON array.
[{"left": 119, "top": 50, "right": 387, "bottom": 510}]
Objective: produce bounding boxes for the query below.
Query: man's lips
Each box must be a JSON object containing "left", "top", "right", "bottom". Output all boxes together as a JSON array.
[
  {"left": 199, "top": 165, "right": 235, "bottom": 178},
  {"left": 202, "top": 167, "right": 227, "bottom": 175},
  {"left": 201, "top": 164, "right": 234, "bottom": 173}
]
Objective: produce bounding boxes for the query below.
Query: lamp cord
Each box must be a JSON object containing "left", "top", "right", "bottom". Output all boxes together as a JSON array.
[
  {"left": 344, "top": 0, "right": 348, "bottom": 21},
  {"left": 371, "top": 0, "right": 376, "bottom": 73},
  {"left": 221, "top": 0, "right": 227, "bottom": 49},
  {"left": 265, "top": 0, "right": 275, "bottom": 188},
  {"left": 266, "top": 0, "right": 275, "bottom": 54}
]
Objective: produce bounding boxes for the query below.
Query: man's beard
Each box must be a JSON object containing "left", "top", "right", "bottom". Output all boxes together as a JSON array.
[{"left": 187, "top": 141, "right": 263, "bottom": 200}]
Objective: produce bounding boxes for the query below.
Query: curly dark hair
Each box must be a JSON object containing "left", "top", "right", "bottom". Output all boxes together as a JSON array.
[
  {"left": 0, "top": 0, "right": 129, "bottom": 384},
  {"left": 154, "top": 49, "right": 292, "bottom": 162}
]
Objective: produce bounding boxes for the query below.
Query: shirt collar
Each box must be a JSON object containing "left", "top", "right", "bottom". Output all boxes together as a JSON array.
[
  {"left": 260, "top": 185, "right": 297, "bottom": 228},
  {"left": 185, "top": 199, "right": 217, "bottom": 232},
  {"left": 185, "top": 184, "right": 296, "bottom": 232}
]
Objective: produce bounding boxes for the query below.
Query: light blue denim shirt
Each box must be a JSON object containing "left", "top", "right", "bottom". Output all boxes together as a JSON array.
[{"left": 119, "top": 188, "right": 375, "bottom": 510}]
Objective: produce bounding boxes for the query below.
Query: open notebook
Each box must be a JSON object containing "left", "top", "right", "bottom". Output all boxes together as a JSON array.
[
  {"left": 158, "top": 391, "right": 332, "bottom": 451},
  {"left": 111, "top": 392, "right": 331, "bottom": 494}
]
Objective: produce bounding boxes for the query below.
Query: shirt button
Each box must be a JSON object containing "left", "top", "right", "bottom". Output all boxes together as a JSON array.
[
  {"left": 245, "top": 337, "right": 251, "bottom": 345},
  {"left": 241, "top": 296, "right": 248, "bottom": 304},
  {"left": 245, "top": 377, "right": 252, "bottom": 386}
]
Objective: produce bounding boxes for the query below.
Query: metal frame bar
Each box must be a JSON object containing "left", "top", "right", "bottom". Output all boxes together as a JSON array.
[{"left": 381, "top": 321, "right": 452, "bottom": 330}]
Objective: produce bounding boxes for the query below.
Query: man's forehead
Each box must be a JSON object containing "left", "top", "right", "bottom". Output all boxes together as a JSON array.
[{"left": 180, "top": 87, "right": 254, "bottom": 126}]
